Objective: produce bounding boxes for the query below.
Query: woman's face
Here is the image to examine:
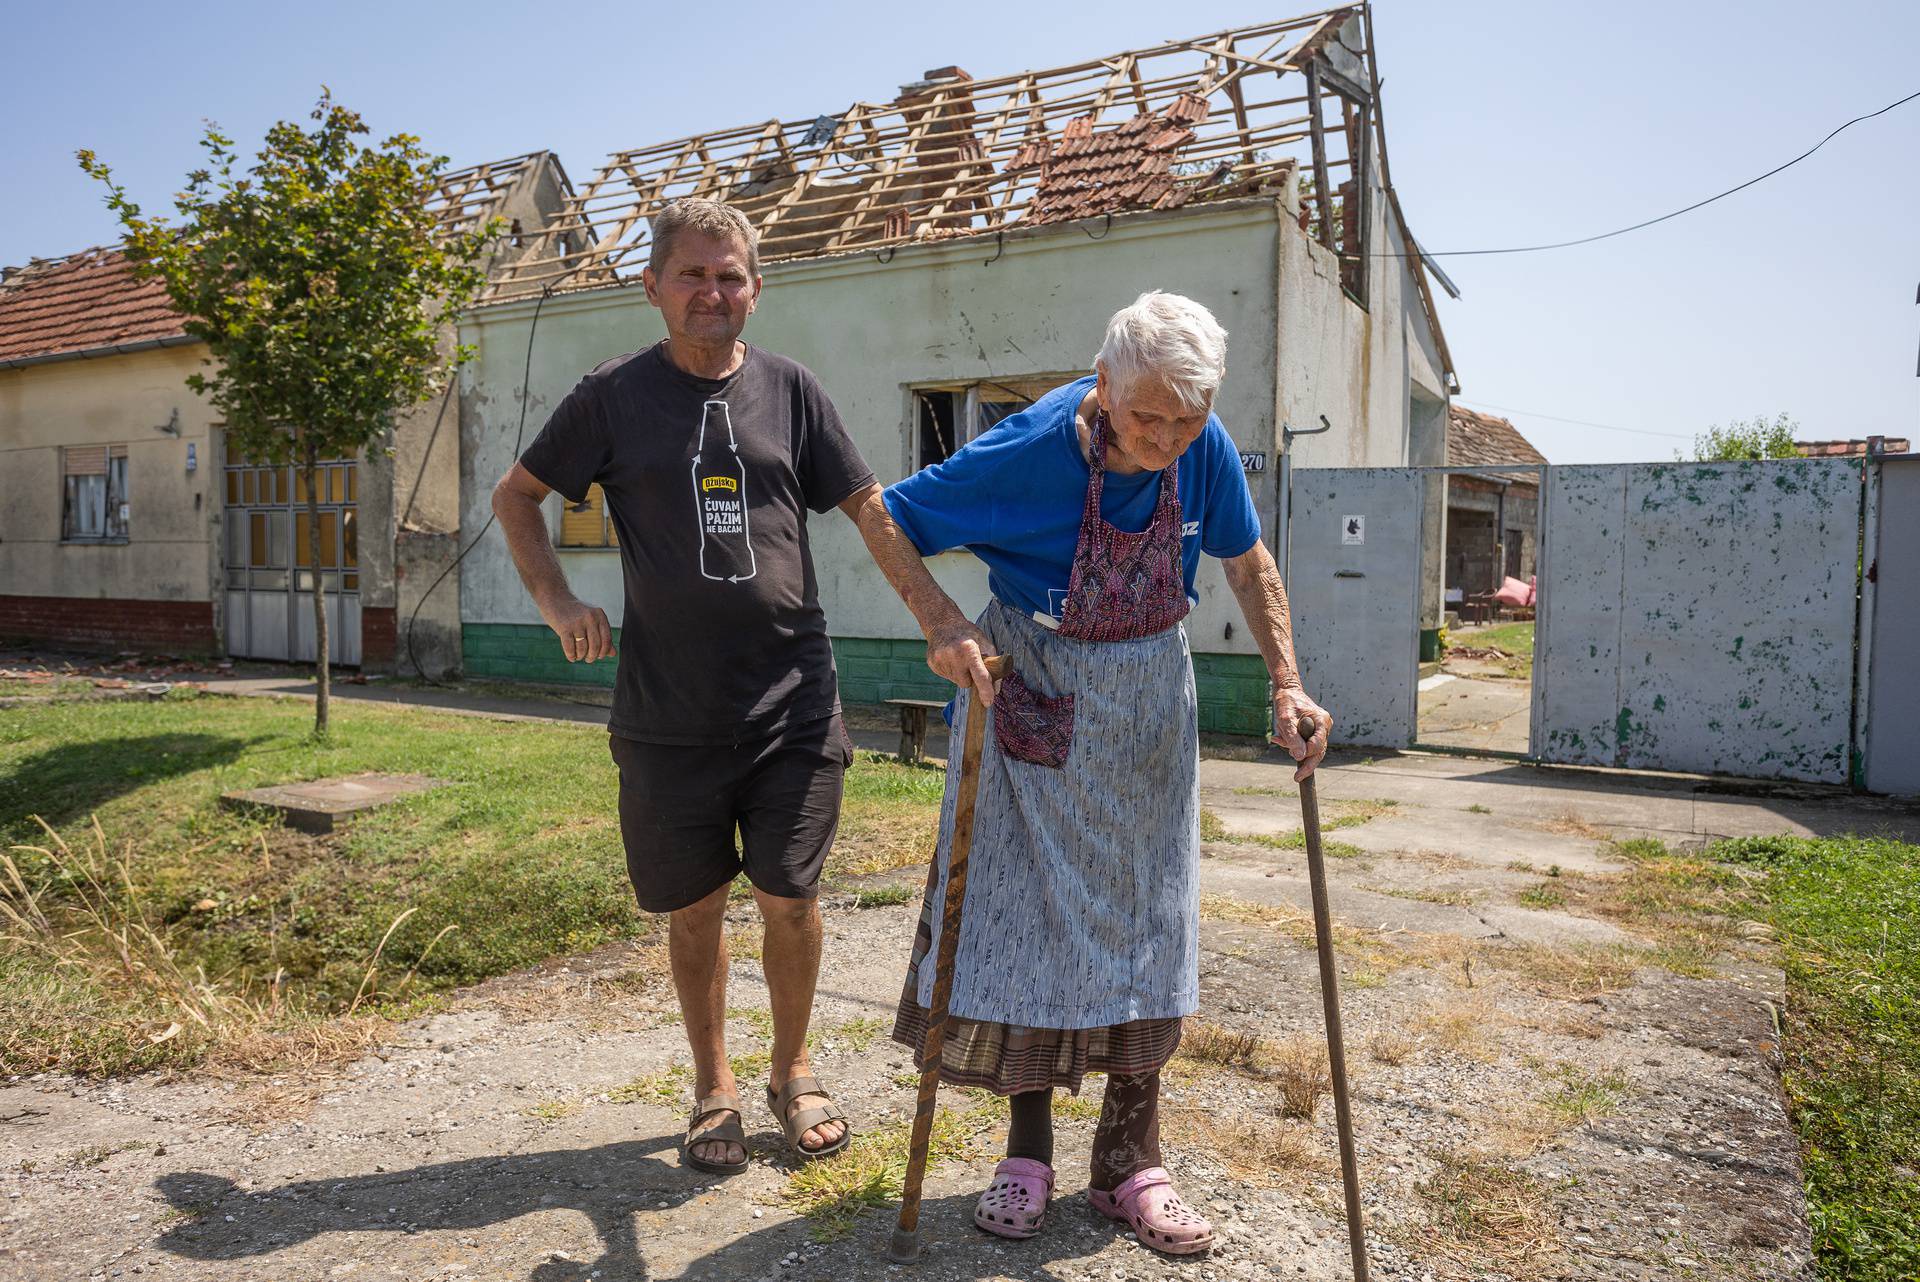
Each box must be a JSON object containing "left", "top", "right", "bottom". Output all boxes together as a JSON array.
[{"left": 1096, "top": 367, "right": 1211, "bottom": 472}]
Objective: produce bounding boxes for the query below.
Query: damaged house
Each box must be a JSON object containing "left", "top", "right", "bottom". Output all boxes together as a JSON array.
[
  {"left": 457, "top": 5, "right": 1459, "bottom": 733},
  {"left": 0, "top": 152, "right": 579, "bottom": 676}
]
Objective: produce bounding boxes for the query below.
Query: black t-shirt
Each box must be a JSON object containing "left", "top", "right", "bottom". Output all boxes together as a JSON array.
[{"left": 518, "top": 342, "right": 874, "bottom": 744}]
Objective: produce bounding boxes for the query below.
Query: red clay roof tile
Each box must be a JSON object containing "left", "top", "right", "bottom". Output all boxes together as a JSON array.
[{"left": 0, "top": 248, "right": 187, "bottom": 365}]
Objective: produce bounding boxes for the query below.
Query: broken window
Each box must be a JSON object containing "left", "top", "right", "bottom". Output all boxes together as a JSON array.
[
  {"left": 910, "top": 375, "right": 1080, "bottom": 471},
  {"left": 62, "top": 445, "right": 128, "bottom": 542}
]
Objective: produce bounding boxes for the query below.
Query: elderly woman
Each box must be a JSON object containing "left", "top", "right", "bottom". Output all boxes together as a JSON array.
[{"left": 852, "top": 291, "right": 1332, "bottom": 1255}]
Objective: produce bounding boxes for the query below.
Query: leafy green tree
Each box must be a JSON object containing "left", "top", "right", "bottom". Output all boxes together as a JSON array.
[
  {"left": 80, "top": 92, "right": 495, "bottom": 735},
  {"left": 1688, "top": 413, "right": 1803, "bottom": 462}
]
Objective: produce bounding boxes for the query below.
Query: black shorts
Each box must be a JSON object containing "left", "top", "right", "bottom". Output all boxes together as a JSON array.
[{"left": 608, "top": 714, "right": 852, "bottom": 913}]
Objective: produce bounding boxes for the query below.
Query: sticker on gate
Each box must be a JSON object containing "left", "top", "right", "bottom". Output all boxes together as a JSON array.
[{"left": 1341, "top": 515, "right": 1365, "bottom": 545}]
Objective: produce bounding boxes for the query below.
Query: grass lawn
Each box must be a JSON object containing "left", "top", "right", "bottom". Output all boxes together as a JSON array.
[
  {"left": 1715, "top": 834, "right": 1920, "bottom": 1282},
  {"left": 0, "top": 693, "right": 942, "bottom": 1077},
  {"left": 1447, "top": 620, "right": 1534, "bottom": 681}
]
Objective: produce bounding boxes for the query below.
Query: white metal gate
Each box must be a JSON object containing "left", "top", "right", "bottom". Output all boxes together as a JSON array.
[
  {"left": 1531, "top": 460, "right": 1861, "bottom": 782},
  {"left": 222, "top": 450, "right": 362, "bottom": 665},
  {"left": 1285, "top": 468, "right": 1424, "bottom": 748}
]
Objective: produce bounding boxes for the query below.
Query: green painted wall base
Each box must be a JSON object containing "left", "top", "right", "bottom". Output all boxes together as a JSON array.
[{"left": 462, "top": 625, "right": 1272, "bottom": 736}]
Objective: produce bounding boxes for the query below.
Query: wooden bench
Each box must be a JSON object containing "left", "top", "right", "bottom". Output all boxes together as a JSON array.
[{"left": 885, "top": 697, "right": 949, "bottom": 765}]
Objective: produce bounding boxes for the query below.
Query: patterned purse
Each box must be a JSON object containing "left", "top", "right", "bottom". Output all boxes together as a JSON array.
[{"left": 992, "top": 669, "right": 1076, "bottom": 768}]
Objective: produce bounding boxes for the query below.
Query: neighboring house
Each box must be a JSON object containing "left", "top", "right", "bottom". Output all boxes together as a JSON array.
[
  {"left": 1444, "top": 405, "right": 1546, "bottom": 601},
  {"left": 457, "top": 6, "right": 1460, "bottom": 734},
  {"left": 1795, "top": 436, "right": 1911, "bottom": 457},
  {"left": 0, "top": 151, "right": 578, "bottom": 675}
]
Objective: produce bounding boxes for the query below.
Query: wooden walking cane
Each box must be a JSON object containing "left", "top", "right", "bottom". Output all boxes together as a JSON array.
[
  {"left": 889, "top": 654, "right": 1009, "bottom": 1265},
  {"left": 1295, "top": 715, "right": 1371, "bottom": 1282}
]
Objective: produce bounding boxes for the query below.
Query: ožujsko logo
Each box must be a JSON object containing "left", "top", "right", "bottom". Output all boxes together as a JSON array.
[{"left": 701, "top": 476, "right": 739, "bottom": 493}]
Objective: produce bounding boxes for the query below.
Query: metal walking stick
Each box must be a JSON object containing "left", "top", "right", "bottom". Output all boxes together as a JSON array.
[
  {"left": 889, "top": 654, "right": 1009, "bottom": 1265},
  {"left": 1295, "top": 715, "right": 1371, "bottom": 1282}
]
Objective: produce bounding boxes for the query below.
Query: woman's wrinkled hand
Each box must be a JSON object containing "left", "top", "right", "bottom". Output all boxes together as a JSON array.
[
  {"left": 926, "top": 619, "right": 1000, "bottom": 706},
  {"left": 1270, "top": 684, "right": 1332, "bottom": 781}
]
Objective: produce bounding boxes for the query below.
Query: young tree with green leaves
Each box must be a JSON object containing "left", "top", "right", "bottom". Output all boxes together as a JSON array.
[
  {"left": 79, "top": 92, "right": 495, "bottom": 736},
  {"left": 1687, "top": 412, "right": 1804, "bottom": 462}
]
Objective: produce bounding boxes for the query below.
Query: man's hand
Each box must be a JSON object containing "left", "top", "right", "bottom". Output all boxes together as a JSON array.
[
  {"left": 1269, "top": 684, "right": 1332, "bottom": 782},
  {"left": 926, "top": 617, "right": 1000, "bottom": 706},
  {"left": 537, "top": 590, "right": 616, "bottom": 664}
]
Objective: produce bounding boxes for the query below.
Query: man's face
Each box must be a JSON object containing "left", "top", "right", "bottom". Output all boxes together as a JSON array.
[
  {"left": 642, "top": 231, "right": 761, "bottom": 346},
  {"left": 1096, "top": 366, "right": 1211, "bottom": 472}
]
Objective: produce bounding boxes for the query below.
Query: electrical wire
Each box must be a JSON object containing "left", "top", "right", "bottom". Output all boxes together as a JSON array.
[
  {"left": 400, "top": 282, "right": 609, "bottom": 709},
  {"left": 1387, "top": 88, "right": 1920, "bottom": 259},
  {"left": 1455, "top": 398, "right": 1694, "bottom": 441}
]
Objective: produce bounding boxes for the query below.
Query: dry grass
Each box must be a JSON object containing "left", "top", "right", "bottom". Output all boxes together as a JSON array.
[
  {"left": 1269, "top": 1037, "right": 1332, "bottom": 1120},
  {"left": 1177, "top": 1019, "right": 1265, "bottom": 1072},
  {"left": 1161, "top": 1104, "right": 1328, "bottom": 1186},
  {"left": 1, "top": 817, "right": 426, "bottom": 1084},
  {"left": 1554, "top": 1014, "right": 1606, "bottom": 1040},
  {"left": 1365, "top": 883, "right": 1479, "bottom": 908},
  {"left": 1417, "top": 999, "right": 1506, "bottom": 1063},
  {"left": 1416, "top": 1151, "right": 1560, "bottom": 1273},
  {"left": 1367, "top": 1026, "right": 1417, "bottom": 1066},
  {"left": 1482, "top": 941, "right": 1642, "bottom": 1001},
  {"left": 1539, "top": 812, "right": 1609, "bottom": 841}
]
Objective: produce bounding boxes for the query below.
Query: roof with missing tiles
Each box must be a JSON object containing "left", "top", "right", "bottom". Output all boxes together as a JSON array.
[{"left": 1448, "top": 404, "right": 1548, "bottom": 467}]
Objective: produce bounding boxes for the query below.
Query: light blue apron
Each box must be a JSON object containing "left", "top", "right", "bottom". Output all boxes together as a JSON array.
[{"left": 916, "top": 599, "right": 1201, "bottom": 1029}]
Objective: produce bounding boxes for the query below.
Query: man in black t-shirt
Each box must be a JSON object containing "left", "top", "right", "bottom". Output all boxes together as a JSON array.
[{"left": 491, "top": 201, "right": 884, "bottom": 1174}]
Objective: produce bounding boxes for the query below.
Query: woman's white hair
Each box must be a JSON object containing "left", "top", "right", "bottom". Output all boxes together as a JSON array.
[{"left": 1093, "top": 290, "right": 1229, "bottom": 413}]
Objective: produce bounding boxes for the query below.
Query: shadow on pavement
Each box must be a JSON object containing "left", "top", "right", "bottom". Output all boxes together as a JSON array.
[{"left": 155, "top": 1143, "right": 1146, "bottom": 1282}]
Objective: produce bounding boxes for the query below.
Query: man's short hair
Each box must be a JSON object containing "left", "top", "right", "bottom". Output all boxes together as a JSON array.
[{"left": 648, "top": 199, "right": 761, "bottom": 277}]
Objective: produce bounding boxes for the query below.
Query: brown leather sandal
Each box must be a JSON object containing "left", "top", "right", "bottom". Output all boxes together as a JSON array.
[
  {"left": 765, "top": 1075, "right": 852, "bottom": 1161},
  {"left": 683, "top": 1091, "right": 750, "bottom": 1175}
]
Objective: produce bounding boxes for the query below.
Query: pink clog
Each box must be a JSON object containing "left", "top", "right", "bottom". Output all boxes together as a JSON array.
[
  {"left": 1088, "top": 1166, "right": 1214, "bottom": 1255},
  {"left": 974, "top": 1157, "right": 1054, "bottom": 1239}
]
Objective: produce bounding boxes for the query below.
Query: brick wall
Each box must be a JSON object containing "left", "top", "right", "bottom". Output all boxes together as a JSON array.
[
  {"left": 361, "top": 606, "right": 397, "bottom": 670},
  {"left": 0, "top": 595, "right": 216, "bottom": 654},
  {"left": 460, "top": 623, "right": 1271, "bottom": 735}
]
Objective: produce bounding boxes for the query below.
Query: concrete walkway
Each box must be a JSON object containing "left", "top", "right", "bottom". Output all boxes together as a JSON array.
[{"left": 8, "top": 669, "right": 1912, "bottom": 1280}]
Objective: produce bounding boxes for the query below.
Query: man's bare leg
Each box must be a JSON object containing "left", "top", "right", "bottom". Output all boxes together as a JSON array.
[
  {"left": 670, "top": 882, "right": 743, "bottom": 1167},
  {"left": 755, "top": 888, "right": 847, "bottom": 1152}
]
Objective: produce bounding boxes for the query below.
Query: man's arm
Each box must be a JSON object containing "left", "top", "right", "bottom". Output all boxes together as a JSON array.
[
  {"left": 491, "top": 462, "right": 616, "bottom": 664},
  {"left": 837, "top": 482, "right": 998, "bottom": 705},
  {"left": 1220, "top": 538, "right": 1332, "bottom": 780}
]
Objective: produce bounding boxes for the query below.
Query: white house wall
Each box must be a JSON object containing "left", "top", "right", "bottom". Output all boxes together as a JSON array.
[{"left": 458, "top": 197, "right": 1445, "bottom": 726}]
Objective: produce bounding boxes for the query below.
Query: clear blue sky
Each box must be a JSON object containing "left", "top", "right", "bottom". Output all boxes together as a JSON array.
[{"left": 4, "top": 0, "right": 1915, "bottom": 463}]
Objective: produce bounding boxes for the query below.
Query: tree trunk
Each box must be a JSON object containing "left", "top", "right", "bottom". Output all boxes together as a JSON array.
[{"left": 305, "top": 441, "right": 330, "bottom": 736}]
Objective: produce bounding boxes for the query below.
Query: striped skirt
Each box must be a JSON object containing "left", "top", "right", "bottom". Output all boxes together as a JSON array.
[{"left": 889, "top": 854, "right": 1184, "bottom": 1095}]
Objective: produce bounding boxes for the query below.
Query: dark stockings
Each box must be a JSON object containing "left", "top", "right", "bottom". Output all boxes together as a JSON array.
[
  {"left": 1090, "top": 1071, "right": 1163, "bottom": 1190},
  {"left": 1004, "top": 1071, "right": 1164, "bottom": 1185},
  {"left": 1006, "top": 1089, "right": 1054, "bottom": 1166}
]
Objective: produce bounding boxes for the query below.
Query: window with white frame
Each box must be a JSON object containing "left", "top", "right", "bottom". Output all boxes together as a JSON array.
[
  {"left": 910, "top": 375, "right": 1081, "bottom": 471},
  {"left": 62, "top": 445, "right": 128, "bottom": 542}
]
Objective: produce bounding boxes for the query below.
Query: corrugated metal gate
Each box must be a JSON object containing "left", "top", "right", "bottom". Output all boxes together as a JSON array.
[{"left": 1286, "top": 457, "right": 1894, "bottom": 787}]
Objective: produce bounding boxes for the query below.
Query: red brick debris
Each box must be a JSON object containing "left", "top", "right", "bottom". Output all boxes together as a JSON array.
[{"left": 0, "top": 247, "right": 186, "bottom": 366}]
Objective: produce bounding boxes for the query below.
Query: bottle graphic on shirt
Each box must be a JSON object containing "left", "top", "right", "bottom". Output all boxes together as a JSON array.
[{"left": 691, "top": 399, "right": 756, "bottom": 583}]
